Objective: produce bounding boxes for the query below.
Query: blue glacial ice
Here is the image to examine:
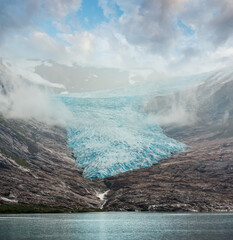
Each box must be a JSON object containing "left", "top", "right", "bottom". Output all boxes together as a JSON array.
[{"left": 58, "top": 85, "right": 186, "bottom": 179}]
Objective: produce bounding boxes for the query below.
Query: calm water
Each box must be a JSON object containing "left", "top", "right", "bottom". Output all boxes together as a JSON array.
[{"left": 0, "top": 212, "right": 233, "bottom": 240}]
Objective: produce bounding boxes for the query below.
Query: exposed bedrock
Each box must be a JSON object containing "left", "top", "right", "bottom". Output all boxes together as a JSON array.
[
  {"left": 103, "top": 136, "right": 233, "bottom": 212},
  {"left": 1, "top": 113, "right": 232, "bottom": 212},
  {"left": 0, "top": 116, "right": 107, "bottom": 212},
  {"left": 0, "top": 69, "right": 233, "bottom": 212},
  {"left": 103, "top": 72, "right": 233, "bottom": 212}
]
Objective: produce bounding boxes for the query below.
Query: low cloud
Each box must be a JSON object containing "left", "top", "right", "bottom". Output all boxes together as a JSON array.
[
  {"left": 0, "top": 60, "right": 72, "bottom": 126},
  {"left": 145, "top": 88, "right": 198, "bottom": 127}
]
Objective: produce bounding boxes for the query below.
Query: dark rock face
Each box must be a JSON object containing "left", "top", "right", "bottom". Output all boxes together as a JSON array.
[
  {"left": 103, "top": 73, "right": 233, "bottom": 212},
  {"left": 145, "top": 71, "right": 233, "bottom": 129},
  {"left": 103, "top": 134, "right": 233, "bottom": 212},
  {"left": 1, "top": 69, "right": 233, "bottom": 213},
  {"left": 0, "top": 116, "right": 107, "bottom": 211}
]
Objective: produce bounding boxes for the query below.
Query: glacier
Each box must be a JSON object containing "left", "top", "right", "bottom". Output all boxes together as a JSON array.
[{"left": 58, "top": 84, "right": 186, "bottom": 179}]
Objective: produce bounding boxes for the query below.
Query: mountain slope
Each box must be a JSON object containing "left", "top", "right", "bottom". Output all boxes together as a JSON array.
[
  {"left": 0, "top": 60, "right": 233, "bottom": 212},
  {"left": 0, "top": 115, "right": 107, "bottom": 212},
  {"left": 103, "top": 136, "right": 233, "bottom": 212},
  {"left": 103, "top": 70, "right": 233, "bottom": 212}
]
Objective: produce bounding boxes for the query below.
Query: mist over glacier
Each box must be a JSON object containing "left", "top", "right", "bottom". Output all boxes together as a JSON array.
[
  {"left": 2, "top": 58, "right": 229, "bottom": 179},
  {"left": 57, "top": 68, "right": 226, "bottom": 179}
]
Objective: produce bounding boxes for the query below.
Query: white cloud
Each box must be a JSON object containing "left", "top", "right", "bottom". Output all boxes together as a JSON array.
[
  {"left": 0, "top": 0, "right": 233, "bottom": 76},
  {"left": 181, "top": 0, "right": 233, "bottom": 46},
  {"left": 44, "top": 0, "right": 82, "bottom": 18},
  {"left": 116, "top": 0, "right": 187, "bottom": 53},
  {"left": 0, "top": 0, "right": 81, "bottom": 42},
  {"left": 0, "top": 60, "right": 71, "bottom": 125},
  {"left": 98, "top": 0, "right": 119, "bottom": 19}
]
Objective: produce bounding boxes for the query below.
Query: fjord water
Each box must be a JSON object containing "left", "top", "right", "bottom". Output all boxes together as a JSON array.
[
  {"left": 0, "top": 212, "right": 233, "bottom": 240},
  {"left": 58, "top": 85, "right": 185, "bottom": 178}
]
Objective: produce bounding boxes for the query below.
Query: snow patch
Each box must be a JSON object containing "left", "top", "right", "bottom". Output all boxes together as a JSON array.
[
  {"left": 2, "top": 58, "right": 65, "bottom": 89},
  {"left": 61, "top": 91, "right": 69, "bottom": 95},
  {"left": 0, "top": 197, "right": 18, "bottom": 203},
  {"left": 96, "top": 190, "right": 110, "bottom": 209},
  {"left": 96, "top": 190, "right": 109, "bottom": 201}
]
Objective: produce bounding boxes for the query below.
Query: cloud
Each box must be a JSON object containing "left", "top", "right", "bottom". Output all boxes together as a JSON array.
[
  {"left": 1, "top": 0, "right": 233, "bottom": 125},
  {"left": 0, "top": 0, "right": 233, "bottom": 75},
  {"left": 0, "top": 31, "right": 69, "bottom": 62},
  {"left": 116, "top": 0, "right": 187, "bottom": 54},
  {"left": 0, "top": 0, "right": 81, "bottom": 42},
  {"left": 0, "top": 60, "right": 72, "bottom": 125},
  {"left": 0, "top": 0, "right": 37, "bottom": 41},
  {"left": 114, "top": 0, "right": 233, "bottom": 53},
  {"left": 98, "top": 0, "right": 120, "bottom": 19},
  {"left": 181, "top": 0, "right": 233, "bottom": 46},
  {"left": 44, "top": 0, "right": 82, "bottom": 18}
]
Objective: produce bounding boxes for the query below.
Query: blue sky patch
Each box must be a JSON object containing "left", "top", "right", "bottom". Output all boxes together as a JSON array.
[
  {"left": 36, "top": 18, "right": 58, "bottom": 38},
  {"left": 76, "top": 0, "right": 108, "bottom": 30},
  {"left": 177, "top": 20, "right": 195, "bottom": 36}
]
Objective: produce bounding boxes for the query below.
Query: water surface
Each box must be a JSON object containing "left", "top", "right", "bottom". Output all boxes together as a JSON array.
[{"left": 0, "top": 212, "right": 232, "bottom": 240}]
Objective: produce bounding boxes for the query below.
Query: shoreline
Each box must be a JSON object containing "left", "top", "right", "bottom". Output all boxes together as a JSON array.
[{"left": 1, "top": 204, "right": 233, "bottom": 214}]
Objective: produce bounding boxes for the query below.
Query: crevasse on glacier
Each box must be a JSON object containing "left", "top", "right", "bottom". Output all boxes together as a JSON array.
[{"left": 58, "top": 88, "right": 185, "bottom": 179}]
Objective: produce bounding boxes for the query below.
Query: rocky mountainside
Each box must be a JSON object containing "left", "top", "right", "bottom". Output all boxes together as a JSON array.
[
  {"left": 0, "top": 115, "right": 107, "bottom": 212},
  {"left": 145, "top": 69, "right": 233, "bottom": 138},
  {"left": 102, "top": 70, "right": 233, "bottom": 212},
  {"left": 1, "top": 105, "right": 232, "bottom": 213},
  {"left": 0, "top": 58, "right": 107, "bottom": 212},
  {"left": 0, "top": 63, "right": 233, "bottom": 213},
  {"left": 103, "top": 134, "right": 233, "bottom": 212}
]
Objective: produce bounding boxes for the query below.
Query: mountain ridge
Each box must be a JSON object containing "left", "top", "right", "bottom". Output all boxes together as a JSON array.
[{"left": 0, "top": 60, "right": 233, "bottom": 212}]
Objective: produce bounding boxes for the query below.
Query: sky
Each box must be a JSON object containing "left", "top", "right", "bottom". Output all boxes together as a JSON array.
[{"left": 0, "top": 0, "right": 233, "bottom": 75}]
